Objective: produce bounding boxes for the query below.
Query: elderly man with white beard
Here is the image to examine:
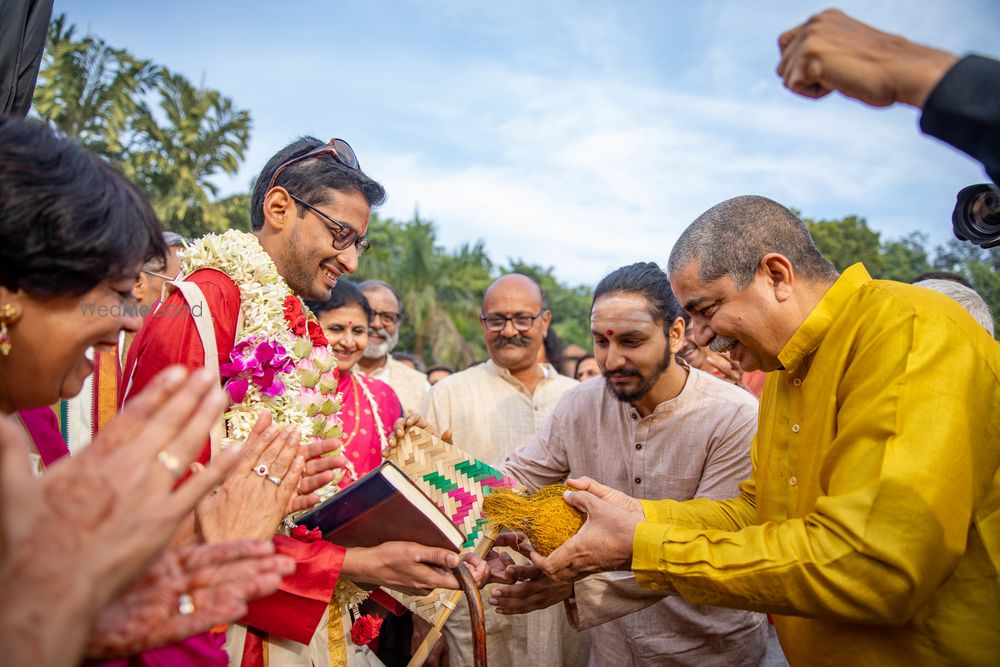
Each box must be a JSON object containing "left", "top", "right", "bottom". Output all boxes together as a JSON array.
[{"left": 355, "top": 279, "right": 429, "bottom": 414}]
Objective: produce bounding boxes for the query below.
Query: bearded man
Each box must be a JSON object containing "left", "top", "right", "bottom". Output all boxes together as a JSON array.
[
  {"left": 494, "top": 262, "right": 767, "bottom": 666},
  {"left": 355, "top": 279, "right": 428, "bottom": 413}
]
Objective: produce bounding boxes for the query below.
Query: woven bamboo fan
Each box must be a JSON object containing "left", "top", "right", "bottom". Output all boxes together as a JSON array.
[{"left": 384, "top": 426, "right": 523, "bottom": 663}]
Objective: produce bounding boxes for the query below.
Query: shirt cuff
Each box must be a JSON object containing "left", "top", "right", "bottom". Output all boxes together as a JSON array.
[
  {"left": 631, "top": 521, "right": 674, "bottom": 591},
  {"left": 639, "top": 498, "right": 674, "bottom": 524}
]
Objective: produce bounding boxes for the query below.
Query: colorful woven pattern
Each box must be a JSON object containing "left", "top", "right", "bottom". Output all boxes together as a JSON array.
[
  {"left": 389, "top": 427, "right": 517, "bottom": 548},
  {"left": 384, "top": 426, "right": 523, "bottom": 621}
]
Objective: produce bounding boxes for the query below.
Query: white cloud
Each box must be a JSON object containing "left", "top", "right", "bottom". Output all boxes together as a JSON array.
[
  {"left": 366, "top": 59, "right": 985, "bottom": 285},
  {"left": 167, "top": 0, "right": 993, "bottom": 286}
]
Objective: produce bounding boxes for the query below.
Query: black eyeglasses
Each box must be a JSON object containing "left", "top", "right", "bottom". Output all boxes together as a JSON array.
[
  {"left": 288, "top": 194, "right": 370, "bottom": 257},
  {"left": 267, "top": 138, "right": 359, "bottom": 192},
  {"left": 371, "top": 310, "right": 401, "bottom": 326},
  {"left": 480, "top": 311, "right": 547, "bottom": 332}
]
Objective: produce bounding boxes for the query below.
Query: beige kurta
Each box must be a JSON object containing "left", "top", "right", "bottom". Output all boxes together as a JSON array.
[
  {"left": 421, "top": 360, "right": 589, "bottom": 667},
  {"left": 356, "top": 356, "right": 428, "bottom": 416},
  {"left": 503, "top": 365, "right": 769, "bottom": 666}
]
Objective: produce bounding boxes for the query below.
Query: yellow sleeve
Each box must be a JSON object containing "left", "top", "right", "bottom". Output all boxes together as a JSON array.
[
  {"left": 640, "top": 476, "right": 758, "bottom": 530},
  {"left": 640, "top": 432, "right": 760, "bottom": 530},
  {"left": 632, "top": 305, "right": 995, "bottom": 623}
]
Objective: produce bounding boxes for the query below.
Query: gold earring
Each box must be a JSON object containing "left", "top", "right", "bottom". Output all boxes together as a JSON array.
[{"left": 0, "top": 303, "right": 21, "bottom": 356}]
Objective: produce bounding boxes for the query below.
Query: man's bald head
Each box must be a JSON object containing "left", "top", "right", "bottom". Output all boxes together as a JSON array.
[
  {"left": 483, "top": 274, "right": 546, "bottom": 310},
  {"left": 480, "top": 274, "right": 551, "bottom": 373}
]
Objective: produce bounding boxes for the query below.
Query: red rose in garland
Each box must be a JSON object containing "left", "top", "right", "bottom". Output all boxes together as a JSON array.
[
  {"left": 350, "top": 614, "right": 383, "bottom": 647},
  {"left": 283, "top": 295, "right": 308, "bottom": 337}
]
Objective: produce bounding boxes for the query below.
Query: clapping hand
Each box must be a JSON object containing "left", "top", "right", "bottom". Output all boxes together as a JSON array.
[
  {"left": 86, "top": 540, "right": 295, "bottom": 658},
  {"left": 0, "top": 366, "right": 244, "bottom": 666},
  {"left": 195, "top": 411, "right": 304, "bottom": 543}
]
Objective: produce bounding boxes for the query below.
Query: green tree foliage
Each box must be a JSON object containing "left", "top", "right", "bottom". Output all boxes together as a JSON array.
[
  {"left": 805, "top": 214, "right": 884, "bottom": 273},
  {"left": 502, "top": 260, "right": 594, "bottom": 350},
  {"left": 352, "top": 213, "right": 595, "bottom": 368},
  {"left": 32, "top": 15, "right": 162, "bottom": 157},
  {"left": 878, "top": 232, "right": 932, "bottom": 282},
  {"left": 33, "top": 15, "right": 251, "bottom": 238},
  {"left": 128, "top": 73, "right": 252, "bottom": 237},
  {"left": 353, "top": 213, "right": 495, "bottom": 368},
  {"left": 804, "top": 214, "right": 998, "bottom": 335}
]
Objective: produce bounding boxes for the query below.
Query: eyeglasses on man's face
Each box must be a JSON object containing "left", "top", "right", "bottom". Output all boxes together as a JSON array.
[
  {"left": 266, "top": 138, "right": 359, "bottom": 192},
  {"left": 480, "top": 311, "right": 547, "bottom": 333},
  {"left": 370, "top": 310, "right": 401, "bottom": 326},
  {"left": 142, "top": 268, "right": 174, "bottom": 282},
  {"left": 288, "top": 193, "right": 371, "bottom": 258}
]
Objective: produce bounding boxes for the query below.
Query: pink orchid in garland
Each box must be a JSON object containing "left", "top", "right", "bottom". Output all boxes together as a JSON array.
[
  {"left": 220, "top": 337, "right": 296, "bottom": 403},
  {"left": 298, "top": 345, "right": 344, "bottom": 441}
]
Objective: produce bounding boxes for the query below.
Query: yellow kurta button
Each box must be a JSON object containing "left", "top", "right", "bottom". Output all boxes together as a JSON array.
[
  {"left": 791, "top": 423, "right": 800, "bottom": 433},
  {"left": 793, "top": 378, "right": 802, "bottom": 387},
  {"left": 789, "top": 476, "right": 798, "bottom": 486}
]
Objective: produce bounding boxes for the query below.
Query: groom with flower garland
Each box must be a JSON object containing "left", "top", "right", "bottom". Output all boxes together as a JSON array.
[{"left": 122, "top": 137, "right": 481, "bottom": 666}]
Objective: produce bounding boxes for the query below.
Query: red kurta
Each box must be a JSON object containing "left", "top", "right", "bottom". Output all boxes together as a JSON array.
[{"left": 120, "top": 268, "right": 346, "bottom": 654}]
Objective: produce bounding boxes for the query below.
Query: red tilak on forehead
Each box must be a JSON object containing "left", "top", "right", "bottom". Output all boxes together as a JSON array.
[{"left": 606, "top": 329, "right": 614, "bottom": 336}]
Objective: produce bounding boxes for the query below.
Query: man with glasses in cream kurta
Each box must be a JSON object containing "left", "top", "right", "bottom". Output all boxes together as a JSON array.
[{"left": 420, "top": 273, "right": 589, "bottom": 667}]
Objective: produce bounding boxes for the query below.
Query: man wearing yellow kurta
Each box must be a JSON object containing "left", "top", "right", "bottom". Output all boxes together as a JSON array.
[{"left": 531, "top": 195, "right": 1000, "bottom": 667}]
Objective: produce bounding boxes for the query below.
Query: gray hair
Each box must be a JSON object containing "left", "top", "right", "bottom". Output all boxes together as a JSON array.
[
  {"left": 914, "top": 279, "right": 995, "bottom": 336},
  {"left": 668, "top": 195, "right": 837, "bottom": 289},
  {"left": 162, "top": 231, "right": 188, "bottom": 248},
  {"left": 358, "top": 279, "right": 403, "bottom": 314}
]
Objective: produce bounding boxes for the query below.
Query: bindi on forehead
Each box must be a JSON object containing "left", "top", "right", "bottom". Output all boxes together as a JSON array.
[{"left": 606, "top": 329, "right": 614, "bottom": 337}]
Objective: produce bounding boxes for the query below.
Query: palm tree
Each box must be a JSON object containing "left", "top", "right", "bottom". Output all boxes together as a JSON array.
[
  {"left": 356, "top": 213, "right": 493, "bottom": 367},
  {"left": 33, "top": 14, "right": 161, "bottom": 157},
  {"left": 34, "top": 16, "right": 253, "bottom": 238},
  {"left": 129, "top": 72, "right": 251, "bottom": 237}
]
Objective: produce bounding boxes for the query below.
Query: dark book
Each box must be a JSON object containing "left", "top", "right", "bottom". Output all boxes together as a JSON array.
[{"left": 294, "top": 461, "right": 465, "bottom": 552}]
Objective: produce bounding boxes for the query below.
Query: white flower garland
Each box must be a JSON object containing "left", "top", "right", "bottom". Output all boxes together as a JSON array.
[{"left": 180, "top": 229, "right": 312, "bottom": 442}]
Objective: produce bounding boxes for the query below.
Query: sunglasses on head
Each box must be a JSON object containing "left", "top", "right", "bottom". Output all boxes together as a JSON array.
[{"left": 267, "top": 138, "right": 359, "bottom": 192}]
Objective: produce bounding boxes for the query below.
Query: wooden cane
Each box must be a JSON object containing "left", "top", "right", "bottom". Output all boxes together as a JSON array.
[
  {"left": 406, "top": 537, "right": 494, "bottom": 667},
  {"left": 453, "top": 562, "right": 487, "bottom": 667}
]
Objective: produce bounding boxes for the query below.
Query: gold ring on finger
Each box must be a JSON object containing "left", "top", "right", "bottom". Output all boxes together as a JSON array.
[{"left": 156, "top": 451, "right": 184, "bottom": 479}]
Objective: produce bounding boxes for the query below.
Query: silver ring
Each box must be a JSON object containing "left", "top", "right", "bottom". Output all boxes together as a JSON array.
[
  {"left": 266, "top": 475, "right": 282, "bottom": 486},
  {"left": 156, "top": 451, "right": 183, "bottom": 479},
  {"left": 253, "top": 464, "right": 269, "bottom": 477},
  {"left": 178, "top": 593, "right": 195, "bottom": 616}
]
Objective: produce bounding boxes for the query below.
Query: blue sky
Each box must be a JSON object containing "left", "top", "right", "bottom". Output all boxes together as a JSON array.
[{"left": 56, "top": 0, "right": 1000, "bottom": 285}]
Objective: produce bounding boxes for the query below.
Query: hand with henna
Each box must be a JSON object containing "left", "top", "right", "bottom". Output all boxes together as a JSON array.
[
  {"left": 86, "top": 540, "right": 296, "bottom": 658},
  {"left": 0, "top": 366, "right": 244, "bottom": 667}
]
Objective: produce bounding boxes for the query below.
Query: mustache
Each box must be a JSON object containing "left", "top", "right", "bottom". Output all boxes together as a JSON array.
[
  {"left": 708, "top": 335, "right": 738, "bottom": 353},
  {"left": 604, "top": 368, "right": 641, "bottom": 380},
  {"left": 493, "top": 335, "right": 532, "bottom": 349}
]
